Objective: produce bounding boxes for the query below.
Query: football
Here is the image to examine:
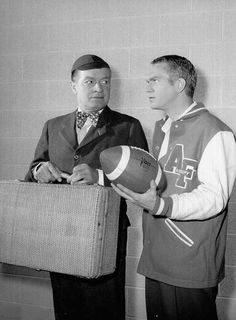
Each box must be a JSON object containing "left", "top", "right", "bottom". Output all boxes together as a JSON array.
[{"left": 100, "top": 145, "right": 166, "bottom": 193}]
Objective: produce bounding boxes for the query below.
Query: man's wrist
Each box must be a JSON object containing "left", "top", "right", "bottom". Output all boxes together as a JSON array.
[
  {"left": 149, "top": 196, "right": 173, "bottom": 217},
  {"left": 32, "top": 162, "right": 44, "bottom": 180}
]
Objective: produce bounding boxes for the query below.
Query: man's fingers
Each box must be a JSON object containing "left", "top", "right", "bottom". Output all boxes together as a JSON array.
[
  {"left": 116, "top": 183, "right": 138, "bottom": 198},
  {"left": 111, "top": 183, "right": 134, "bottom": 201},
  {"left": 60, "top": 172, "right": 70, "bottom": 179},
  {"left": 67, "top": 172, "right": 84, "bottom": 185},
  {"left": 47, "top": 163, "right": 62, "bottom": 182}
]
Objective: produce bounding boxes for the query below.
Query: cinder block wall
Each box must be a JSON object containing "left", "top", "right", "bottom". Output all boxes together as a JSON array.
[{"left": 0, "top": 1, "right": 236, "bottom": 319}]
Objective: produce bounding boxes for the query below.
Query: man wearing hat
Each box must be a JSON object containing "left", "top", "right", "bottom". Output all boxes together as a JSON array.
[{"left": 25, "top": 54, "right": 148, "bottom": 320}]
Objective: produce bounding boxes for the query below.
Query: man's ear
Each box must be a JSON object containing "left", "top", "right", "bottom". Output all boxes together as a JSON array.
[
  {"left": 71, "top": 81, "right": 77, "bottom": 94},
  {"left": 176, "top": 78, "right": 186, "bottom": 93}
]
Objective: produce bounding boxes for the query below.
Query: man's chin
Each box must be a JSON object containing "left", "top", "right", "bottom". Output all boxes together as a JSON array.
[
  {"left": 150, "top": 104, "right": 162, "bottom": 110},
  {"left": 85, "top": 104, "right": 106, "bottom": 112}
]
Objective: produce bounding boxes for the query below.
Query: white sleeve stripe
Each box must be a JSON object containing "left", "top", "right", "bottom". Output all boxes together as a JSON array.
[{"left": 155, "top": 198, "right": 165, "bottom": 215}]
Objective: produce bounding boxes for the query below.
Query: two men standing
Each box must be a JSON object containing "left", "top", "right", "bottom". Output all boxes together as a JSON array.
[{"left": 25, "top": 54, "right": 236, "bottom": 320}]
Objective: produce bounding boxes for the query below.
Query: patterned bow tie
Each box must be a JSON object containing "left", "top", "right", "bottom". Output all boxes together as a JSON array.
[{"left": 76, "top": 111, "right": 99, "bottom": 129}]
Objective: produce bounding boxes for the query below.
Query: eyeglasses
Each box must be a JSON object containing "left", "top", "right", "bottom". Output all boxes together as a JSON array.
[{"left": 82, "top": 79, "right": 111, "bottom": 88}]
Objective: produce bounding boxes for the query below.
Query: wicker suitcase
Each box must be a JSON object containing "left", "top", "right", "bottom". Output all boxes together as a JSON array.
[{"left": 0, "top": 180, "right": 121, "bottom": 278}]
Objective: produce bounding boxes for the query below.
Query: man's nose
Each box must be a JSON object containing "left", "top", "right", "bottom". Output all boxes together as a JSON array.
[
  {"left": 146, "top": 82, "right": 153, "bottom": 92},
  {"left": 94, "top": 82, "right": 103, "bottom": 92}
]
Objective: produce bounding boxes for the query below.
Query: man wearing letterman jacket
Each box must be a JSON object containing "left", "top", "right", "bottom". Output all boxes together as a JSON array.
[{"left": 112, "top": 55, "right": 236, "bottom": 320}]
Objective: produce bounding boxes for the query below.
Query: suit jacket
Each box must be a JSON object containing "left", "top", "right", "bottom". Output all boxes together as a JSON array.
[{"left": 25, "top": 106, "right": 148, "bottom": 228}]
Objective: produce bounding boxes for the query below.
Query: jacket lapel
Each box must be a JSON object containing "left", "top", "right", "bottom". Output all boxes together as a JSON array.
[{"left": 59, "top": 110, "right": 78, "bottom": 150}]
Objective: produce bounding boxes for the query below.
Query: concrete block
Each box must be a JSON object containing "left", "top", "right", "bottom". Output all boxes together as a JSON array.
[
  {"left": 223, "top": 12, "right": 236, "bottom": 42},
  {"left": 230, "top": 183, "right": 236, "bottom": 202},
  {"left": 6, "top": 82, "right": 48, "bottom": 110},
  {"left": 23, "top": 0, "right": 93, "bottom": 23},
  {"left": 190, "top": 44, "right": 223, "bottom": 76},
  {"left": 0, "top": 263, "right": 49, "bottom": 279},
  {"left": 127, "top": 227, "right": 143, "bottom": 258},
  {"left": 225, "top": 0, "right": 236, "bottom": 9},
  {"left": 127, "top": 202, "right": 143, "bottom": 228},
  {"left": 0, "top": 84, "right": 10, "bottom": 108},
  {"left": 160, "top": 14, "right": 192, "bottom": 45},
  {"left": 0, "top": 0, "right": 24, "bottom": 26},
  {"left": 23, "top": 53, "right": 74, "bottom": 81},
  {"left": 0, "top": 28, "right": 9, "bottom": 55},
  {"left": 222, "top": 76, "right": 236, "bottom": 107},
  {"left": 102, "top": 18, "right": 130, "bottom": 48},
  {"left": 210, "top": 108, "right": 236, "bottom": 133},
  {"left": 100, "top": 49, "right": 130, "bottom": 78},
  {"left": 126, "top": 257, "right": 145, "bottom": 288},
  {"left": 99, "top": 0, "right": 190, "bottom": 17},
  {"left": 217, "top": 297, "right": 236, "bottom": 320},
  {"left": 129, "top": 17, "right": 160, "bottom": 47},
  {"left": 7, "top": 25, "right": 49, "bottom": 54},
  {"left": 194, "top": 76, "right": 222, "bottom": 107},
  {"left": 145, "top": 0, "right": 191, "bottom": 14},
  {"left": 192, "top": 12, "right": 223, "bottom": 44},
  {"left": 0, "top": 55, "right": 22, "bottom": 82},
  {"left": 227, "top": 204, "right": 236, "bottom": 235},
  {"left": 0, "top": 110, "right": 64, "bottom": 141},
  {"left": 123, "top": 107, "right": 163, "bottom": 142},
  {"left": 0, "top": 111, "right": 22, "bottom": 137},
  {"left": 126, "top": 287, "right": 146, "bottom": 319},
  {"left": 111, "top": 78, "right": 152, "bottom": 111},
  {"left": 109, "top": 79, "right": 130, "bottom": 110},
  {"left": 0, "top": 273, "right": 53, "bottom": 307},
  {"left": 130, "top": 46, "right": 190, "bottom": 78},
  {"left": 192, "top": 0, "right": 225, "bottom": 11},
  {"left": 48, "top": 81, "right": 75, "bottom": 109},
  {"left": 48, "top": 22, "right": 102, "bottom": 52},
  {"left": 222, "top": 44, "right": 236, "bottom": 75},
  {"left": 219, "top": 266, "right": 236, "bottom": 298},
  {"left": 128, "top": 79, "right": 149, "bottom": 109},
  {"left": 20, "top": 111, "right": 52, "bottom": 137},
  {"left": 225, "top": 235, "right": 236, "bottom": 266},
  {"left": 0, "top": 138, "right": 38, "bottom": 165},
  {"left": 0, "top": 301, "right": 54, "bottom": 320},
  {"left": 23, "top": 0, "right": 57, "bottom": 24},
  {"left": 0, "top": 165, "right": 29, "bottom": 181},
  {"left": 88, "top": 0, "right": 140, "bottom": 19}
]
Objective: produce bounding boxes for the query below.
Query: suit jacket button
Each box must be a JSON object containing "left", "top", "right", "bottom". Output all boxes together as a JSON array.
[{"left": 74, "top": 155, "right": 80, "bottom": 160}]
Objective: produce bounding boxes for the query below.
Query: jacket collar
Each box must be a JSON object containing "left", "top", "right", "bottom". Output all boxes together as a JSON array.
[
  {"left": 162, "top": 102, "right": 208, "bottom": 125},
  {"left": 179, "top": 102, "right": 207, "bottom": 120}
]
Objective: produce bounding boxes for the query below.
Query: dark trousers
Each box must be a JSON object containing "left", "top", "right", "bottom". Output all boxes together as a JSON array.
[
  {"left": 50, "top": 228, "right": 127, "bottom": 320},
  {"left": 145, "top": 278, "right": 218, "bottom": 320}
]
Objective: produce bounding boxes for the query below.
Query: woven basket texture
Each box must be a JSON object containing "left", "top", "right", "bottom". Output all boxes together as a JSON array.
[{"left": 0, "top": 181, "right": 121, "bottom": 278}]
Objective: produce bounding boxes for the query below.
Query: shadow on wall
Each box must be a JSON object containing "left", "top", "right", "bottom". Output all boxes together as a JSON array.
[{"left": 194, "top": 67, "right": 208, "bottom": 104}]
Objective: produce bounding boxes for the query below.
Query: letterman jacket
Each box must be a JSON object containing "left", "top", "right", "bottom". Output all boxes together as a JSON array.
[{"left": 137, "top": 103, "right": 236, "bottom": 288}]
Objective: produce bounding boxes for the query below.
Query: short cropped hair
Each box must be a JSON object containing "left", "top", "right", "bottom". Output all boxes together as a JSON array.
[{"left": 151, "top": 55, "right": 197, "bottom": 98}]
